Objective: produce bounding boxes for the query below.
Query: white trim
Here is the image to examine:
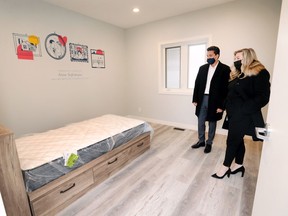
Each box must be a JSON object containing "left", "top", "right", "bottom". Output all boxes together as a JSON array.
[
  {"left": 126, "top": 115, "right": 228, "bottom": 136},
  {"left": 158, "top": 35, "right": 212, "bottom": 95},
  {"left": 158, "top": 88, "right": 192, "bottom": 95},
  {"left": 0, "top": 193, "right": 6, "bottom": 216}
]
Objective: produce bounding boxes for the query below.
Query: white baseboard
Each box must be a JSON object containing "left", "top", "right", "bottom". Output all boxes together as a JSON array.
[{"left": 126, "top": 115, "right": 228, "bottom": 135}]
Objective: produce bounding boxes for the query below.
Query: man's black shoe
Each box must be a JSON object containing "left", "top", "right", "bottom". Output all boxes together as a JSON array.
[
  {"left": 191, "top": 141, "right": 205, "bottom": 149},
  {"left": 204, "top": 144, "right": 212, "bottom": 153}
]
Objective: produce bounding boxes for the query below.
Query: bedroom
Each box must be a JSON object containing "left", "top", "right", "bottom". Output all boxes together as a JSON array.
[{"left": 0, "top": 0, "right": 287, "bottom": 215}]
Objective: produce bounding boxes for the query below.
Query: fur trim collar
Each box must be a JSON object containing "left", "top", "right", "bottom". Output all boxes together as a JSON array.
[{"left": 245, "top": 61, "right": 265, "bottom": 76}]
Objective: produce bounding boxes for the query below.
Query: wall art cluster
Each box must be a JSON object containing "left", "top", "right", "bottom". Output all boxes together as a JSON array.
[
  {"left": 12, "top": 32, "right": 105, "bottom": 68},
  {"left": 70, "top": 43, "right": 88, "bottom": 63},
  {"left": 91, "top": 49, "right": 105, "bottom": 68},
  {"left": 13, "top": 33, "right": 42, "bottom": 60},
  {"left": 45, "top": 33, "right": 67, "bottom": 60}
]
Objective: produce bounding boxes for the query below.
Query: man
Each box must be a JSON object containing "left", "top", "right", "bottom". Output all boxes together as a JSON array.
[{"left": 192, "top": 46, "right": 230, "bottom": 153}]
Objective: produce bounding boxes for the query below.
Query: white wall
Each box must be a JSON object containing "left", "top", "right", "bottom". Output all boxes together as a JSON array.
[
  {"left": 125, "top": 0, "right": 282, "bottom": 130},
  {"left": 252, "top": 0, "right": 288, "bottom": 214},
  {"left": 0, "top": 0, "right": 127, "bottom": 137},
  {"left": 0, "top": 0, "right": 282, "bottom": 137}
]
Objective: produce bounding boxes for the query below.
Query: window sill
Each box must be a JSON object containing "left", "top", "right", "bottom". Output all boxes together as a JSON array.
[{"left": 158, "top": 89, "right": 193, "bottom": 96}]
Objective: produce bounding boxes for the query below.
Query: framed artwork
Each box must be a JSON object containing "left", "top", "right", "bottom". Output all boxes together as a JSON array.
[
  {"left": 13, "top": 33, "right": 42, "bottom": 60},
  {"left": 69, "top": 43, "right": 89, "bottom": 63},
  {"left": 91, "top": 49, "right": 105, "bottom": 68},
  {"left": 45, "top": 33, "right": 67, "bottom": 60}
]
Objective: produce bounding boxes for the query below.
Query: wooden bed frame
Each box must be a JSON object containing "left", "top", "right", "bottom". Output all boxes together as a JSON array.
[{"left": 0, "top": 124, "right": 150, "bottom": 215}]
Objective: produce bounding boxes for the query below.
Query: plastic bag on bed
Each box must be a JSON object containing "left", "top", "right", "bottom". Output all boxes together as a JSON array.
[{"left": 63, "top": 151, "right": 79, "bottom": 168}]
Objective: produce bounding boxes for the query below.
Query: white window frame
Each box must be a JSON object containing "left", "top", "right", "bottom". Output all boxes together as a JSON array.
[{"left": 159, "top": 36, "right": 211, "bottom": 95}]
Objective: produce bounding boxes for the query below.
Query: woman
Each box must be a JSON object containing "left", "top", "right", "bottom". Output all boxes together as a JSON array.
[{"left": 212, "top": 48, "right": 271, "bottom": 179}]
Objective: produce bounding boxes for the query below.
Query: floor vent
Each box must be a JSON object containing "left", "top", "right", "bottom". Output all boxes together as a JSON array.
[{"left": 173, "top": 127, "right": 185, "bottom": 131}]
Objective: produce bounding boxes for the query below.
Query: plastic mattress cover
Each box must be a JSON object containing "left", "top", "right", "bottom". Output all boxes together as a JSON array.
[{"left": 15, "top": 115, "right": 153, "bottom": 192}]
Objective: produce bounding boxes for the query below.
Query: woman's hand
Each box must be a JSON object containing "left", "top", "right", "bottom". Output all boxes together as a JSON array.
[{"left": 216, "top": 108, "right": 223, "bottom": 113}]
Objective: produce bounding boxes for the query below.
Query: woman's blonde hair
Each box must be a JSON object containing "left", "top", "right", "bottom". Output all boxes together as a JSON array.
[{"left": 230, "top": 48, "right": 265, "bottom": 81}]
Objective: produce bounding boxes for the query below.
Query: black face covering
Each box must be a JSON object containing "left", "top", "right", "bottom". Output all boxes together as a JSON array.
[
  {"left": 234, "top": 60, "right": 242, "bottom": 71},
  {"left": 207, "top": 58, "right": 215, "bottom": 65}
]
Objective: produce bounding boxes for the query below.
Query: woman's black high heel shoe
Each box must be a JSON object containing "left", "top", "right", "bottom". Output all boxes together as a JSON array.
[
  {"left": 230, "top": 166, "right": 245, "bottom": 177},
  {"left": 211, "top": 168, "right": 231, "bottom": 179}
]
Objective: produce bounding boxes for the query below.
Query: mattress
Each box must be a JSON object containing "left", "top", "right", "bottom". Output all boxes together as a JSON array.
[{"left": 15, "top": 115, "right": 152, "bottom": 192}]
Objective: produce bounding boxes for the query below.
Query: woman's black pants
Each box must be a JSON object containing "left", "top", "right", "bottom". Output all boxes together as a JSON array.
[{"left": 223, "top": 116, "right": 249, "bottom": 167}]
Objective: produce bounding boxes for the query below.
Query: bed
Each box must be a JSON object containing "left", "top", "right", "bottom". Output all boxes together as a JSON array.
[{"left": 0, "top": 114, "right": 152, "bottom": 216}]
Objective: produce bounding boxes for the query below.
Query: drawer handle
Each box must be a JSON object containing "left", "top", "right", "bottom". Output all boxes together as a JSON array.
[
  {"left": 108, "top": 157, "right": 118, "bottom": 165},
  {"left": 60, "top": 183, "right": 76, "bottom": 193},
  {"left": 137, "top": 142, "right": 144, "bottom": 147}
]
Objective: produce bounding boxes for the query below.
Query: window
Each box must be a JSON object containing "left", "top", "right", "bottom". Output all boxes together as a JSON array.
[
  {"left": 160, "top": 37, "right": 210, "bottom": 95},
  {"left": 165, "top": 46, "right": 181, "bottom": 89}
]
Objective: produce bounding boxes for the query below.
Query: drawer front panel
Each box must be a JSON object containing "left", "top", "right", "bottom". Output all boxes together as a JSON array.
[
  {"left": 129, "top": 136, "right": 150, "bottom": 157},
  {"left": 31, "top": 169, "right": 94, "bottom": 215},
  {"left": 93, "top": 147, "right": 130, "bottom": 182}
]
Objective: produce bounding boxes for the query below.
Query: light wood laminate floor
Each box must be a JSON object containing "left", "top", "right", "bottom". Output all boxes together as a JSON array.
[{"left": 57, "top": 123, "right": 262, "bottom": 216}]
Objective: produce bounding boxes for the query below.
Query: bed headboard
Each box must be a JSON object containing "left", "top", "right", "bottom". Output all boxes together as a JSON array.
[{"left": 0, "top": 125, "right": 31, "bottom": 215}]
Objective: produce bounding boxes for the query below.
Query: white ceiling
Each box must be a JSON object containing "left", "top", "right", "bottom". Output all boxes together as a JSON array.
[{"left": 40, "top": 0, "right": 237, "bottom": 29}]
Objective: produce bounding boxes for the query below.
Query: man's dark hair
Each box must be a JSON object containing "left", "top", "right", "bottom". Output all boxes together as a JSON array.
[{"left": 207, "top": 46, "right": 220, "bottom": 55}]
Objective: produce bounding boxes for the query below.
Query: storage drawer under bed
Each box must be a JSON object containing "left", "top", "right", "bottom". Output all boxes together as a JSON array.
[
  {"left": 92, "top": 134, "right": 150, "bottom": 183},
  {"left": 28, "top": 133, "right": 151, "bottom": 215},
  {"left": 93, "top": 146, "right": 131, "bottom": 184},
  {"left": 129, "top": 134, "right": 150, "bottom": 157},
  {"left": 29, "top": 169, "right": 94, "bottom": 216}
]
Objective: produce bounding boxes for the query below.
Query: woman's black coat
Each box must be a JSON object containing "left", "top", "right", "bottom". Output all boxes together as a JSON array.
[
  {"left": 192, "top": 61, "right": 231, "bottom": 121},
  {"left": 225, "top": 69, "right": 271, "bottom": 140}
]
